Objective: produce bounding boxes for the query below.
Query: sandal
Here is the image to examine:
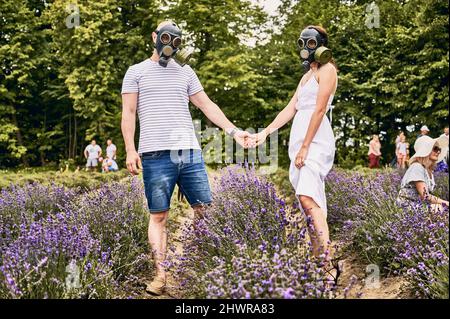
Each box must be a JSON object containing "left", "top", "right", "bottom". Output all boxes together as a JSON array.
[
  {"left": 145, "top": 276, "right": 166, "bottom": 296},
  {"left": 324, "top": 260, "right": 342, "bottom": 287}
]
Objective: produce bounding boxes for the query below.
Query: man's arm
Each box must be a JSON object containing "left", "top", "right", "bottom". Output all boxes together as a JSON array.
[
  {"left": 121, "top": 93, "right": 141, "bottom": 174},
  {"left": 189, "top": 91, "right": 250, "bottom": 147}
]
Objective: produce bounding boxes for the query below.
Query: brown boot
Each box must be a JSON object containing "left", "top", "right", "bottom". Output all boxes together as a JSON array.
[{"left": 145, "top": 277, "right": 166, "bottom": 296}]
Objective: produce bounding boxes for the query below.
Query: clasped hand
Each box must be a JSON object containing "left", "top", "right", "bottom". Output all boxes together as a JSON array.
[{"left": 233, "top": 129, "right": 269, "bottom": 148}]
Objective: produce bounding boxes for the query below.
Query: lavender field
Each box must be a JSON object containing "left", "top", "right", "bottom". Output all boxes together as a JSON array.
[{"left": 0, "top": 166, "right": 448, "bottom": 299}]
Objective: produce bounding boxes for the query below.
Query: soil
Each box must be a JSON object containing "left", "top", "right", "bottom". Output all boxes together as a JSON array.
[{"left": 336, "top": 254, "right": 412, "bottom": 299}]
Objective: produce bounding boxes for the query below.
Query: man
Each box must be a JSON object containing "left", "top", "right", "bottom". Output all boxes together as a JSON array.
[
  {"left": 106, "top": 138, "right": 117, "bottom": 160},
  {"left": 440, "top": 126, "right": 449, "bottom": 164},
  {"left": 417, "top": 125, "right": 430, "bottom": 138},
  {"left": 84, "top": 140, "right": 102, "bottom": 172},
  {"left": 121, "top": 21, "right": 251, "bottom": 296},
  {"left": 440, "top": 126, "right": 449, "bottom": 140}
]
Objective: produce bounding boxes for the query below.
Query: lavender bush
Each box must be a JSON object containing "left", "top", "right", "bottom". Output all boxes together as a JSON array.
[
  {"left": 326, "top": 168, "right": 449, "bottom": 298},
  {"left": 0, "top": 177, "right": 150, "bottom": 298},
  {"left": 171, "top": 166, "right": 346, "bottom": 299}
]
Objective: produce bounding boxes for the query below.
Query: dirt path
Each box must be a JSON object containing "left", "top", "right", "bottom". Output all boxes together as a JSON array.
[
  {"left": 336, "top": 253, "right": 411, "bottom": 299},
  {"left": 139, "top": 201, "right": 190, "bottom": 299}
]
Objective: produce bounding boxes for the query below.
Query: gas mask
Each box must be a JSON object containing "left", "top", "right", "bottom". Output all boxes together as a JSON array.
[
  {"left": 297, "top": 27, "right": 332, "bottom": 72},
  {"left": 154, "top": 22, "right": 193, "bottom": 67}
]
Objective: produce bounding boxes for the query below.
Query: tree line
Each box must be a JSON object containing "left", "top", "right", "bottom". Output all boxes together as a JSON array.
[{"left": 1, "top": 0, "right": 448, "bottom": 168}]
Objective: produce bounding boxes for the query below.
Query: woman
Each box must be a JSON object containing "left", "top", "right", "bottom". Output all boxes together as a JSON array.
[
  {"left": 397, "top": 135, "right": 449, "bottom": 212},
  {"left": 396, "top": 135, "right": 408, "bottom": 169},
  {"left": 368, "top": 134, "right": 382, "bottom": 168},
  {"left": 251, "top": 26, "right": 339, "bottom": 283}
]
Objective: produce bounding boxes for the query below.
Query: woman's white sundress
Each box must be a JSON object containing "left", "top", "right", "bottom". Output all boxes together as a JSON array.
[{"left": 288, "top": 74, "right": 336, "bottom": 217}]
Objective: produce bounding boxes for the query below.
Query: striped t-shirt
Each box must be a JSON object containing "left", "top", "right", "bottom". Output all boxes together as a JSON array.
[{"left": 121, "top": 59, "right": 204, "bottom": 154}]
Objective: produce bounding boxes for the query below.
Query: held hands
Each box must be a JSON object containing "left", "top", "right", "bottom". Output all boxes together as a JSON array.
[
  {"left": 232, "top": 129, "right": 269, "bottom": 148},
  {"left": 233, "top": 130, "right": 253, "bottom": 148}
]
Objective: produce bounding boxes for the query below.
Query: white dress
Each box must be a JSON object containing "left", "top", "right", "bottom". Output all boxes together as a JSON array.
[{"left": 288, "top": 74, "right": 336, "bottom": 217}]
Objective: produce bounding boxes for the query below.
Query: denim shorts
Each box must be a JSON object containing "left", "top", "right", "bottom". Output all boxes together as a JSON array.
[{"left": 141, "top": 149, "right": 212, "bottom": 213}]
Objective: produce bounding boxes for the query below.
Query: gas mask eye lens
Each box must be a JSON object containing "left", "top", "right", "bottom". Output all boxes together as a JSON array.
[
  {"left": 172, "top": 37, "right": 182, "bottom": 48},
  {"left": 307, "top": 38, "right": 317, "bottom": 49},
  {"left": 297, "top": 38, "right": 305, "bottom": 48},
  {"left": 160, "top": 32, "right": 171, "bottom": 45}
]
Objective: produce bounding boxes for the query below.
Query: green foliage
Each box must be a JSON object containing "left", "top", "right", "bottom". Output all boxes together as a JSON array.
[{"left": 0, "top": 0, "right": 448, "bottom": 169}]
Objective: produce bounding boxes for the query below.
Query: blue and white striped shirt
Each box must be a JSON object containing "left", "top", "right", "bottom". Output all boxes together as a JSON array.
[{"left": 121, "top": 59, "right": 203, "bottom": 154}]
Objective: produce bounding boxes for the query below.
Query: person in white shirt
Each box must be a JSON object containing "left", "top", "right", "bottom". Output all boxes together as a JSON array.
[
  {"left": 417, "top": 125, "right": 430, "bottom": 139},
  {"left": 396, "top": 135, "right": 408, "bottom": 169},
  {"left": 84, "top": 140, "right": 102, "bottom": 171},
  {"left": 106, "top": 139, "right": 117, "bottom": 160},
  {"left": 439, "top": 127, "right": 449, "bottom": 164},
  {"left": 101, "top": 156, "right": 119, "bottom": 172}
]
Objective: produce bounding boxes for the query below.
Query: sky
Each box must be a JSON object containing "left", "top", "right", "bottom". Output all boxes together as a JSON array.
[
  {"left": 245, "top": 0, "right": 282, "bottom": 46},
  {"left": 259, "top": 0, "right": 282, "bottom": 16}
]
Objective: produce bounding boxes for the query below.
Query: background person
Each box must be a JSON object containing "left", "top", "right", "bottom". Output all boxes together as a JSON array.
[
  {"left": 440, "top": 126, "right": 449, "bottom": 165},
  {"left": 396, "top": 135, "right": 408, "bottom": 169},
  {"left": 397, "top": 135, "right": 449, "bottom": 212},
  {"left": 106, "top": 139, "right": 117, "bottom": 160},
  {"left": 84, "top": 140, "right": 102, "bottom": 172},
  {"left": 391, "top": 130, "right": 405, "bottom": 168},
  {"left": 368, "top": 134, "right": 382, "bottom": 169},
  {"left": 395, "top": 131, "right": 405, "bottom": 146},
  {"left": 417, "top": 125, "right": 430, "bottom": 139},
  {"left": 101, "top": 156, "right": 119, "bottom": 172},
  {"left": 405, "top": 140, "right": 411, "bottom": 167}
]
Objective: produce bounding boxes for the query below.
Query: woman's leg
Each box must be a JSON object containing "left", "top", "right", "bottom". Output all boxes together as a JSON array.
[
  {"left": 430, "top": 203, "right": 444, "bottom": 213},
  {"left": 298, "top": 195, "right": 330, "bottom": 258}
]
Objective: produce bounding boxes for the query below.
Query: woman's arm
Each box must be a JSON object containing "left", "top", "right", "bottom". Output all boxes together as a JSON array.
[
  {"left": 189, "top": 91, "right": 251, "bottom": 148},
  {"left": 295, "top": 64, "right": 337, "bottom": 168},
  {"left": 252, "top": 82, "right": 301, "bottom": 146},
  {"left": 414, "top": 181, "right": 449, "bottom": 205}
]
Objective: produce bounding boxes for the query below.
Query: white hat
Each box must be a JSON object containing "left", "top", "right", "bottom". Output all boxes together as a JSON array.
[
  {"left": 410, "top": 135, "right": 449, "bottom": 164},
  {"left": 420, "top": 125, "right": 430, "bottom": 132}
]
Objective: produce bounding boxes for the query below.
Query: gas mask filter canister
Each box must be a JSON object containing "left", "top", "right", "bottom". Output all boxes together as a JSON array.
[{"left": 297, "top": 27, "right": 332, "bottom": 72}]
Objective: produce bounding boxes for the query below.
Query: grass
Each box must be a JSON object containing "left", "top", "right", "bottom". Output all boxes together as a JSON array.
[{"left": 0, "top": 168, "right": 131, "bottom": 190}]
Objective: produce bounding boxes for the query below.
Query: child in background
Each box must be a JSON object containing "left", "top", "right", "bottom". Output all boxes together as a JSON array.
[
  {"left": 396, "top": 135, "right": 408, "bottom": 169},
  {"left": 101, "top": 157, "right": 119, "bottom": 173}
]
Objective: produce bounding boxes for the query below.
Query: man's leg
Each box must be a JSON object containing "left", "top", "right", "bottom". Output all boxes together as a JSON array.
[
  {"left": 177, "top": 150, "right": 212, "bottom": 223},
  {"left": 148, "top": 211, "right": 169, "bottom": 280},
  {"left": 91, "top": 158, "right": 98, "bottom": 172},
  {"left": 141, "top": 150, "right": 178, "bottom": 295},
  {"left": 193, "top": 205, "right": 207, "bottom": 222}
]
